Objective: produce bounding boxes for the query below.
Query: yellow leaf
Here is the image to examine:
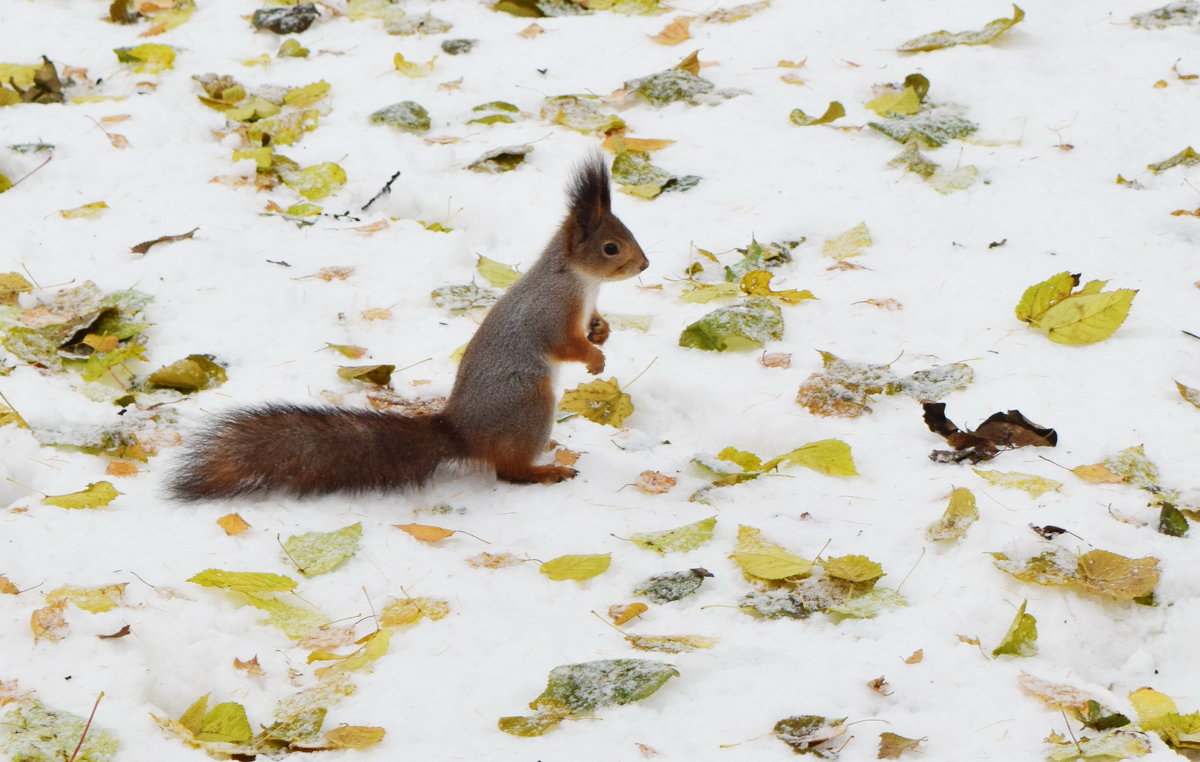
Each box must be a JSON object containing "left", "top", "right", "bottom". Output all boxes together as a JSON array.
[
  {"left": 609, "top": 603, "right": 648, "bottom": 626},
  {"left": 315, "top": 628, "right": 392, "bottom": 677},
  {"left": 772, "top": 439, "right": 859, "bottom": 476},
  {"left": 558, "top": 378, "right": 634, "bottom": 428},
  {"left": 187, "top": 569, "right": 297, "bottom": 593},
  {"left": 324, "top": 726, "right": 386, "bottom": 749},
  {"left": 1175, "top": 380, "right": 1200, "bottom": 409},
  {"left": 476, "top": 255, "right": 521, "bottom": 288},
  {"left": 1075, "top": 550, "right": 1159, "bottom": 601},
  {"left": 973, "top": 469, "right": 1062, "bottom": 497},
  {"left": 1071, "top": 463, "right": 1125, "bottom": 484},
  {"left": 731, "top": 525, "right": 812, "bottom": 580},
  {"left": 394, "top": 523, "right": 456, "bottom": 543},
  {"left": 539, "top": 553, "right": 611, "bottom": 581},
  {"left": 926, "top": 487, "right": 978, "bottom": 541},
  {"left": 675, "top": 50, "right": 701, "bottom": 75},
  {"left": 31, "top": 600, "right": 68, "bottom": 642},
  {"left": 601, "top": 135, "right": 675, "bottom": 153},
  {"left": 630, "top": 517, "right": 716, "bottom": 554},
  {"left": 114, "top": 43, "right": 176, "bottom": 73},
  {"left": 394, "top": 53, "right": 436, "bottom": 77},
  {"left": 1129, "top": 687, "right": 1178, "bottom": 723},
  {"left": 46, "top": 583, "right": 127, "bottom": 613},
  {"left": 1015, "top": 271, "right": 1078, "bottom": 323},
  {"left": 789, "top": 101, "right": 846, "bottom": 126},
  {"left": 217, "top": 513, "right": 251, "bottom": 536},
  {"left": 740, "top": 270, "right": 817, "bottom": 304},
  {"left": 820, "top": 554, "right": 884, "bottom": 583},
  {"left": 1031, "top": 289, "right": 1137, "bottom": 345},
  {"left": 380, "top": 597, "right": 450, "bottom": 626},
  {"left": 283, "top": 80, "right": 330, "bottom": 108},
  {"left": 42, "top": 481, "right": 122, "bottom": 509},
  {"left": 59, "top": 201, "right": 108, "bottom": 219},
  {"left": 626, "top": 634, "right": 717, "bottom": 652},
  {"left": 0, "top": 575, "right": 18, "bottom": 594},
  {"left": 1017, "top": 672, "right": 1096, "bottom": 711},
  {"left": 898, "top": 4, "right": 1026, "bottom": 53},
  {"left": 649, "top": 16, "right": 693, "bottom": 45},
  {"left": 865, "top": 87, "right": 921, "bottom": 116},
  {"left": 821, "top": 222, "right": 872, "bottom": 259}
]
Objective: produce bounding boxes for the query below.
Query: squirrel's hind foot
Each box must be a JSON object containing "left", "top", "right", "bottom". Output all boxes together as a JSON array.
[{"left": 495, "top": 463, "right": 578, "bottom": 484}]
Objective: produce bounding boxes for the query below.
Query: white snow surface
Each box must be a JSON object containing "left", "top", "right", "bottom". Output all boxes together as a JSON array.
[{"left": 2, "top": 0, "right": 1200, "bottom": 759}]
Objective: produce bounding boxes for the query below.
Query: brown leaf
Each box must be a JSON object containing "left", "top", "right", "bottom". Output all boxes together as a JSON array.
[
  {"left": 0, "top": 575, "right": 19, "bottom": 595},
  {"left": 956, "top": 634, "right": 980, "bottom": 645},
  {"left": 634, "top": 470, "right": 677, "bottom": 494},
  {"left": 234, "top": 656, "right": 264, "bottom": 675},
  {"left": 759, "top": 352, "right": 792, "bottom": 368},
  {"left": 315, "top": 266, "right": 354, "bottom": 281},
  {"left": 863, "top": 298, "right": 903, "bottom": 310},
  {"left": 518, "top": 23, "right": 543, "bottom": 38},
  {"left": 868, "top": 676, "right": 892, "bottom": 696},
  {"left": 31, "top": 600, "right": 68, "bottom": 642},
  {"left": 130, "top": 227, "right": 198, "bottom": 255},
  {"left": 353, "top": 220, "right": 389, "bottom": 234},
  {"left": 878, "top": 732, "right": 923, "bottom": 759},
  {"left": 98, "top": 624, "right": 132, "bottom": 639},
  {"left": 108, "top": 133, "right": 131, "bottom": 149},
  {"left": 903, "top": 649, "right": 923, "bottom": 664},
  {"left": 361, "top": 307, "right": 391, "bottom": 321},
  {"left": 675, "top": 50, "right": 701, "bottom": 75},
  {"left": 923, "top": 402, "right": 1056, "bottom": 464},
  {"left": 650, "top": 16, "right": 693, "bottom": 45},
  {"left": 555, "top": 447, "right": 581, "bottom": 466}
]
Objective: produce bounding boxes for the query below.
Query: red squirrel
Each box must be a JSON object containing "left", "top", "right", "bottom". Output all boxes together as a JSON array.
[{"left": 169, "top": 156, "right": 648, "bottom": 499}]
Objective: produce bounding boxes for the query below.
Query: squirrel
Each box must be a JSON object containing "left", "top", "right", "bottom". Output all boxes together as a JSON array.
[{"left": 169, "top": 155, "right": 648, "bottom": 499}]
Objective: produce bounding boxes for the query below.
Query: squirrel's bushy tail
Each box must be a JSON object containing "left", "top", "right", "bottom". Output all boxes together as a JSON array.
[{"left": 168, "top": 404, "right": 467, "bottom": 500}]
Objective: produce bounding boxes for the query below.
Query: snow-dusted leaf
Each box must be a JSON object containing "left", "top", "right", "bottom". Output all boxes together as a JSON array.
[
  {"left": 630, "top": 517, "right": 716, "bottom": 554},
  {"left": 240, "top": 593, "right": 326, "bottom": 638},
  {"left": 369, "top": 101, "right": 431, "bottom": 132},
  {"left": 558, "top": 377, "right": 633, "bottom": 427},
  {"left": 283, "top": 523, "right": 362, "bottom": 576},
  {"left": 532, "top": 659, "right": 678, "bottom": 713},
  {"left": 626, "top": 634, "right": 717, "bottom": 652},
  {"left": 773, "top": 715, "right": 847, "bottom": 757},
  {"left": 46, "top": 583, "right": 126, "bottom": 613},
  {"left": 898, "top": 4, "right": 1025, "bottom": 52},
  {"left": 825, "top": 587, "right": 907, "bottom": 619},
  {"left": 878, "top": 732, "right": 924, "bottom": 759},
  {"left": 1075, "top": 550, "right": 1159, "bottom": 601},
  {"left": 0, "top": 700, "right": 120, "bottom": 761},
  {"left": 146, "top": 354, "right": 227, "bottom": 393},
  {"left": 635, "top": 568, "right": 712, "bottom": 603},
  {"left": 869, "top": 105, "right": 977, "bottom": 148},
  {"left": 679, "top": 297, "right": 783, "bottom": 351},
  {"left": 820, "top": 555, "right": 883, "bottom": 583},
  {"left": 822, "top": 222, "right": 872, "bottom": 259},
  {"left": 467, "top": 145, "right": 532, "bottom": 173},
  {"left": 973, "top": 469, "right": 1062, "bottom": 497},
  {"left": 379, "top": 597, "right": 450, "bottom": 626},
  {"left": 926, "top": 487, "right": 978, "bottom": 541}
]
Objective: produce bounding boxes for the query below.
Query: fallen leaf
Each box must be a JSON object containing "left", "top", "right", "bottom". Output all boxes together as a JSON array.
[
  {"left": 649, "top": 16, "right": 693, "bottom": 45},
  {"left": 878, "top": 732, "right": 924, "bottom": 759},
  {"left": 898, "top": 4, "right": 1025, "bottom": 52},
  {"left": 31, "top": 600, "right": 68, "bottom": 642},
  {"left": 868, "top": 676, "right": 892, "bottom": 696},
  {"left": 634, "top": 470, "right": 677, "bottom": 494},
  {"left": 233, "top": 656, "right": 263, "bottom": 675},
  {"left": 924, "top": 402, "right": 1057, "bottom": 464},
  {"left": 558, "top": 377, "right": 634, "bottom": 427},
  {"left": 217, "top": 513, "right": 251, "bottom": 535},
  {"left": 609, "top": 603, "right": 648, "bottom": 625},
  {"left": 42, "top": 481, "right": 122, "bottom": 510},
  {"left": 60, "top": 201, "right": 109, "bottom": 219},
  {"left": 903, "top": 649, "right": 923, "bottom": 664},
  {"left": 540, "top": 553, "right": 611, "bottom": 581},
  {"left": 395, "top": 523, "right": 456, "bottom": 543}
]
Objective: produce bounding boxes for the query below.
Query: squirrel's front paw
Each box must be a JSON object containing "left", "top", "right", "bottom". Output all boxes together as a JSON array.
[{"left": 587, "top": 315, "right": 610, "bottom": 345}]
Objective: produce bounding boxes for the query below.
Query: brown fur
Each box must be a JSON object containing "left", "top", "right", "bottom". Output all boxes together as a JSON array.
[{"left": 169, "top": 156, "right": 647, "bottom": 500}]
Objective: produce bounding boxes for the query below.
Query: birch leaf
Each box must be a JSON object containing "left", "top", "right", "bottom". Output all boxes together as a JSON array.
[
  {"left": 558, "top": 377, "right": 633, "bottom": 427},
  {"left": 898, "top": 4, "right": 1025, "bottom": 52},
  {"left": 188, "top": 569, "right": 297, "bottom": 593},
  {"left": 283, "top": 523, "right": 362, "bottom": 576},
  {"left": 739, "top": 271, "right": 816, "bottom": 304},
  {"left": 369, "top": 101, "right": 431, "bottom": 132},
  {"left": 626, "top": 634, "right": 716, "bottom": 652},
  {"left": 731, "top": 525, "right": 812, "bottom": 580},
  {"left": 46, "top": 583, "right": 127, "bottom": 613},
  {"left": 1147, "top": 146, "right": 1199, "bottom": 173},
  {"left": 60, "top": 201, "right": 109, "bottom": 219},
  {"left": 114, "top": 43, "right": 176, "bottom": 72},
  {"left": 789, "top": 101, "right": 845, "bottom": 126},
  {"left": 146, "top": 354, "right": 227, "bottom": 393},
  {"left": 820, "top": 555, "right": 883, "bottom": 583},
  {"left": 379, "top": 597, "right": 450, "bottom": 626},
  {"left": 770, "top": 439, "right": 859, "bottom": 476},
  {"left": 393, "top": 53, "right": 436, "bottom": 77},
  {"left": 42, "top": 481, "right": 122, "bottom": 510},
  {"left": 878, "top": 732, "right": 924, "bottom": 759},
  {"left": 1015, "top": 271, "right": 1079, "bottom": 323},
  {"left": 1175, "top": 380, "right": 1200, "bottom": 408},
  {"left": 630, "top": 517, "right": 716, "bottom": 554},
  {"left": 240, "top": 592, "right": 326, "bottom": 638},
  {"left": 679, "top": 297, "right": 783, "bottom": 351},
  {"left": 324, "top": 726, "right": 386, "bottom": 749},
  {"left": 195, "top": 702, "right": 252, "bottom": 743},
  {"left": 992, "top": 600, "right": 1037, "bottom": 657},
  {"left": 1032, "top": 290, "right": 1137, "bottom": 345},
  {"left": 1075, "top": 550, "right": 1159, "bottom": 601},
  {"left": 926, "top": 487, "right": 978, "bottom": 541},
  {"left": 540, "top": 553, "right": 611, "bottom": 581},
  {"left": 476, "top": 255, "right": 521, "bottom": 288},
  {"left": 635, "top": 568, "right": 712, "bottom": 603},
  {"left": 973, "top": 469, "right": 1063, "bottom": 497},
  {"left": 822, "top": 222, "right": 872, "bottom": 259},
  {"left": 531, "top": 659, "right": 678, "bottom": 714},
  {"left": 394, "top": 523, "right": 456, "bottom": 543},
  {"left": 314, "top": 628, "right": 391, "bottom": 678}
]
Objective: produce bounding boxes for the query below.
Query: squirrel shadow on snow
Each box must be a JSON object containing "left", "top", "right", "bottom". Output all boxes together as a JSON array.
[{"left": 169, "top": 156, "right": 649, "bottom": 500}]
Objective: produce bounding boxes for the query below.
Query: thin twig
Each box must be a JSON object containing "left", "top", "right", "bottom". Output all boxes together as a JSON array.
[{"left": 68, "top": 692, "right": 104, "bottom": 762}]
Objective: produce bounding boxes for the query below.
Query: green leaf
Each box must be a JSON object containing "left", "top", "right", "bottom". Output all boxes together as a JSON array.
[
  {"left": 611, "top": 151, "right": 700, "bottom": 199},
  {"left": 992, "top": 600, "right": 1038, "bottom": 657},
  {"left": 926, "top": 487, "right": 978, "bottom": 541},
  {"left": 532, "top": 659, "right": 679, "bottom": 713},
  {"left": 476, "top": 255, "right": 521, "bottom": 288},
  {"left": 634, "top": 568, "right": 711, "bottom": 603},
  {"left": 196, "top": 702, "right": 252, "bottom": 743},
  {"left": 187, "top": 569, "right": 298, "bottom": 593},
  {"left": 369, "top": 101, "right": 431, "bottom": 132},
  {"left": 81, "top": 343, "right": 146, "bottom": 383},
  {"left": 0, "top": 700, "right": 120, "bottom": 761},
  {"left": 558, "top": 377, "right": 634, "bottom": 427},
  {"left": 825, "top": 587, "right": 907, "bottom": 619},
  {"left": 42, "top": 481, "right": 122, "bottom": 510},
  {"left": 1158, "top": 504, "right": 1189, "bottom": 537},
  {"left": 773, "top": 715, "right": 847, "bottom": 756},
  {"left": 314, "top": 628, "right": 391, "bottom": 678},
  {"left": 283, "top": 522, "right": 363, "bottom": 576},
  {"left": 869, "top": 105, "right": 978, "bottom": 148},
  {"left": 540, "top": 95, "right": 625, "bottom": 133},
  {"left": 679, "top": 297, "right": 783, "bottom": 351},
  {"left": 1045, "top": 729, "right": 1151, "bottom": 761},
  {"left": 146, "top": 354, "right": 227, "bottom": 393},
  {"left": 1031, "top": 289, "right": 1137, "bottom": 344},
  {"left": 467, "top": 145, "right": 532, "bottom": 173},
  {"left": 625, "top": 68, "right": 715, "bottom": 107},
  {"left": 630, "top": 517, "right": 717, "bottom": 554},
  {"left": 178, "top": 694, "right": 209, "bottom": 734},
  {"left": 539, "top": 553, "right": 611, "bottom": 581},
  {"left": 898, "top": 4, "right": 1025, "bottom": 52},
  {"left": 789, "top": 101, "right": 845, "bottom": 126},
  {"left": 277, "top": 39, "right": 310, "bottom": 58}
]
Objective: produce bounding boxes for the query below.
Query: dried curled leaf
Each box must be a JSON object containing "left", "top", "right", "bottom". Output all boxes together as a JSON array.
[
  {"left": 924, "top": 402, "right": 1057, "bottom": 464},
  {"left": 926, "top": 487, "right": 978, "bottom": 541}
]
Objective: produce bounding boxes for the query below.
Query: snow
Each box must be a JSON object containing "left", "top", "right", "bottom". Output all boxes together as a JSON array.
[{"left": 2, "top": 0, "right": 1200, "bottom": 759}]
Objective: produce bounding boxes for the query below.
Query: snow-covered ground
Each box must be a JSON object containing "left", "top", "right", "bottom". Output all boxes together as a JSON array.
[{"left": 2, "top": 0, "right": 1199, "bottom": 759}]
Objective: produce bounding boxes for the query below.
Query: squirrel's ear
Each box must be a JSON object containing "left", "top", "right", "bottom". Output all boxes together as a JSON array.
[{"left": 566, "top": 154, "right": 612, "bottom": 237}]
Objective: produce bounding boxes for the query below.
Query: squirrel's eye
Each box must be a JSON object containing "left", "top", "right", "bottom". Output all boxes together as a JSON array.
[{"left": 603, "top": 242, "right": 619, "bottom": 256}]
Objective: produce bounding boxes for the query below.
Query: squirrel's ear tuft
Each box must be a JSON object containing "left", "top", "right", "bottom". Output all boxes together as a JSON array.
[{"left": 566, "top": 153, "right": 611, "bottom": 234}]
